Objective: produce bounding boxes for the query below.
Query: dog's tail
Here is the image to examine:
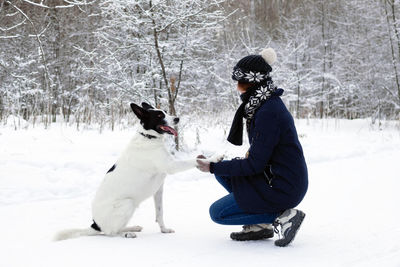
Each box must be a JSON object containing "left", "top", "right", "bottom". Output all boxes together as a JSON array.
[{"left": 53, "top": 227, "right": 100, "bottom": 241}]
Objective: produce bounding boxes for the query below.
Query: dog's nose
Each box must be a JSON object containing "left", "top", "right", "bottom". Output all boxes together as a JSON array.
[{"left": 174, "top": 117, "right": 180, "bottom": 124}]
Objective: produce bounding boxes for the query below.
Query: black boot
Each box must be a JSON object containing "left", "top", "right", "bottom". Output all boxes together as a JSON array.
[
  {"left": 230, "top": 224, "right": 274, "bottom": 241},
  {"left": 273, "top": 209, "right": 305, "bottom": 247}
]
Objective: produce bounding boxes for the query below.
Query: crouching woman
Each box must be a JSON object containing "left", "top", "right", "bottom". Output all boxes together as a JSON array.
[{"left": 197, "top": 48, "right": 308, "bottom": 247}]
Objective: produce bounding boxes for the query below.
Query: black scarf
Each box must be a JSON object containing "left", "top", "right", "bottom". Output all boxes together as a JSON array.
[{"left": 227, "top": 79, "right": 277, "bottom": 146}]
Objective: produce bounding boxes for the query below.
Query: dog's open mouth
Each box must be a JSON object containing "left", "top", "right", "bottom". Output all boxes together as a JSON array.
[{"left": 159, "top": 125, "right": 178, "bottom": 136}]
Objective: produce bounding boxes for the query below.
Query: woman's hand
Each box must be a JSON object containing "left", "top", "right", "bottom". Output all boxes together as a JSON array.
[{"left": 196, "top": 155, "right": 210, "bottom": 172}]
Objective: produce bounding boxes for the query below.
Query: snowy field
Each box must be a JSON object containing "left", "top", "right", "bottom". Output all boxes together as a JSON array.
[{"left": 1, "top": 118, "right": 400, "bottom": 267}]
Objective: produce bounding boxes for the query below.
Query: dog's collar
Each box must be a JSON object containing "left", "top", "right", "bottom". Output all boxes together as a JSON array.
[{"left": 139, "top": 132, "right": 158, "bottom": 139}]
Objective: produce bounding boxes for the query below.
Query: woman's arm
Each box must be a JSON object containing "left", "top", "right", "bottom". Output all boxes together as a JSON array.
[{"left": 211, "top": 108, "right": 280, "bottom": 177}]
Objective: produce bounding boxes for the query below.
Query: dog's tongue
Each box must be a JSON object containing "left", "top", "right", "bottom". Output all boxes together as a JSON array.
[{"left": 160, "top": 126, "right": 178, "bottom": 136}]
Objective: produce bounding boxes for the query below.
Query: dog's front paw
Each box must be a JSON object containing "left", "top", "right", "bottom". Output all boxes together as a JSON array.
[
  {"left": 209, "top": 154, "right": 224, "bottom": 163},
  {"left": 160, "top": 227, "right": 175, "bottom": 234}
]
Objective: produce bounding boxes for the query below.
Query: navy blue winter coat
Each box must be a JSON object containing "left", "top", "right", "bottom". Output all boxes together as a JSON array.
[{"left": 211, "top": 90, "right": 308, "bottom": 213}]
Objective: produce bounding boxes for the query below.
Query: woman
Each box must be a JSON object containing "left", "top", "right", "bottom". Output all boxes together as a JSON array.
[{"left": 197, "top": 48, "right": 308, "bottom": 247}]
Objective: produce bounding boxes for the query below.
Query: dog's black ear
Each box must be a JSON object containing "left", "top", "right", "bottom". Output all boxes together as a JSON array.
[
  {"left": 130, "top": 103, "right": 147, "bottom": 120},
  {"left": 141, "top": 102, "right": 154, "bottom": 110}
]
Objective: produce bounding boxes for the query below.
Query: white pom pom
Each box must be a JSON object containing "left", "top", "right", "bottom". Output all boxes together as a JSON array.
[{"left": 260, "top": 48, "right": 277, "bottom": 65}]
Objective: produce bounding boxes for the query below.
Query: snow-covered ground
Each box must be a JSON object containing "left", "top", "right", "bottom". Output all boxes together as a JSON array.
[{"left": 1, "top": 119, "right": 400, "bottom": 267}]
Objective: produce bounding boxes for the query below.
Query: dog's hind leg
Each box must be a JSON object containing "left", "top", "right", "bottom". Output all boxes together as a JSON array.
[
  {"left": 99, "top": 199, "right": 138, "bottom": 238},
  {"left": 154, "top": 183, "right": 175, "bottom": 233}
]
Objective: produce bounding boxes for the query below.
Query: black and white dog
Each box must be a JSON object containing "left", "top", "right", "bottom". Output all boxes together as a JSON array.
[{"left": 54, "top": 102, "right": 221, "bottom": 240}]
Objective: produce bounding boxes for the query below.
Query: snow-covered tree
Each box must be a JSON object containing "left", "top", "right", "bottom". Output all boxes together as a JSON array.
[{"left": 1, "top": 0, "right": 399, "bottom": 130}]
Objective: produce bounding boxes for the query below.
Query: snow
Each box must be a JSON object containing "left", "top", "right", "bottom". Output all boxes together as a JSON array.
[{"left": 1, "top": 119, "right": 400, "bottom": 267}]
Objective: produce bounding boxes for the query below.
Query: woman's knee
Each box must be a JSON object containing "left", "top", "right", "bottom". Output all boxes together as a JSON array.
[
  {"left": 209, "top": 200, "right": 223, "bottom": 223},
  {"left": 209, "top": 194, "right": 237, "bottom": 224}
]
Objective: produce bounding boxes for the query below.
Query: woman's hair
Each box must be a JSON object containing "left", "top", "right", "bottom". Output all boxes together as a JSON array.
[
  {"left": 238, "top": 81, "right": 255, "bottom": 88},
  {"left": 237, "top": 81, "right": 255, "bottom": 92}
]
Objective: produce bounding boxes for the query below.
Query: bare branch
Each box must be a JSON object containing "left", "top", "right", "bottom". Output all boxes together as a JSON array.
[
  {"left": 0, "top": 18, "right": 26, "bottom": 32},
  {"left": 5, "top": 0, "right": 52, "bottom": 92},
  {"left": 20, "top": 0, "right": 96, "bottom": 9}
]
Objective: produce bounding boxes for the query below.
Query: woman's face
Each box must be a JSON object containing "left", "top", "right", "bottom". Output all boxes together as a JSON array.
[{"left": 236, "top": 82, "right": 251, "bottom": 94}]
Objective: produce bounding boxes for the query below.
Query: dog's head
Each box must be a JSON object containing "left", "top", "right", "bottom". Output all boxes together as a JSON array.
[{"left": 130, "top": 102, "right": 179, "bottom": 136}]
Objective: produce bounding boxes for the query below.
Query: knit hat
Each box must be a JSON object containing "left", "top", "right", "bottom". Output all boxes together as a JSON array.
[{"left": 232, "top": 48, "right": 277, "bottom": 84}]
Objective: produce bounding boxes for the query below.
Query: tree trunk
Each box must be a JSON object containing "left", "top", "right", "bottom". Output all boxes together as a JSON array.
[
  {"left": 320, "top": 0, "right": 326, "bottom": 119},
  {"left": 294, "top": 41, "right": 301, "bottom": 119},
  {"left": 6, "top": 1, "right": 52, "bottom": 126},
  {"left": 169, "top": 77, "right": 179, "bottom": 150},
  {"left": 150, "top": 0, "right": 179, "bottom": 150},
  {"left": 384, "top": 0, "right": 400, "bottom": 106},
  {"left": 50, "top": 6, "right": 61, "bottom": 123},
  {"left": 389, "top": 0, "right": 400, "bottom": 105},
  {"left": 0, "top": 93, "right": 3, "bottom": 121}
]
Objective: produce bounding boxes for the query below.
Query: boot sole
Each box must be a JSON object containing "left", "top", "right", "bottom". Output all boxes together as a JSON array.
[
  {"left": 230, "top": 229, "right": 274, "bottom": 241},
  {"left": 274, "top": 211, "right": 305, "bottom": 247}
]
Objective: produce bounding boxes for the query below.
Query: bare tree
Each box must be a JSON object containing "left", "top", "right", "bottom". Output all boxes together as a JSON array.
[{"left": 1, "top": 0, "right": 400, "bottom": 131}]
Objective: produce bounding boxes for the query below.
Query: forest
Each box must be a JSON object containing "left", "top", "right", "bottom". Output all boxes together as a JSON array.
[{"left": 1, "top": 0, "right": 400, "bottom": 130}]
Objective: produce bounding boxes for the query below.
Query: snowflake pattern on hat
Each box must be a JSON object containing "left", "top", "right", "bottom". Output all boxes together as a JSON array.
[
  {"left": 232, "top": 68, "right": 244, "bottom": 79},
  {"left": 232, "top": 66, "right": 268, "bottom": 83},
  {"left": 244, "top": 71, "right": 266, "bottom": 83}
]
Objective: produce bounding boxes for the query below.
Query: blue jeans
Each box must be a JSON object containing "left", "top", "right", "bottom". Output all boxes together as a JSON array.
[{"left": 209, "top": 175, "right": 280, "bottom": 225}]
